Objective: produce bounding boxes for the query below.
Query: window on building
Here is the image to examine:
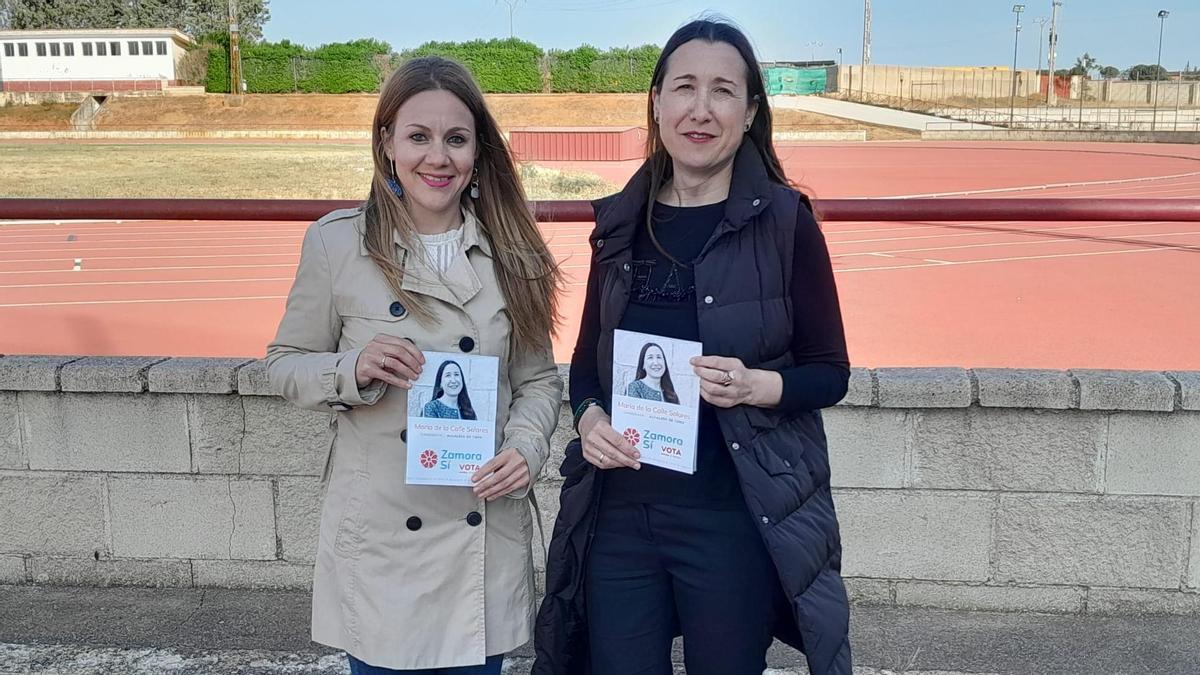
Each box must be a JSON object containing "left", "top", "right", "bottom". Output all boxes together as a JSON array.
[
  {"left": 156, "top": 41, "right": 167, "bottom": 55},
  {"left": 64, "top": 42, "right": 75, "bottom": 57},
  {"left": 142, "top": 41, "right": 153, "bottom": 55},
  {"left": 49, "top": 42, "right": 60, "bottom": 57},
  {"left": 128, "top": 41, "right": 139, "bottom": 56},
  {"left": 96, "top": 42, "right": 107, "bottom": 56},
  {"left": 110, "top": 42, "right": 120, "bottom": 56},
  {"left": 18, "top": 43, "right": 28, "bottom": 57},
  {"left": 2, "top": 44, "right": 13, "bottom": 58},
  {"left": 35, "top": 42, "right": 46, "bottom": 57},
  {"left": 82, "top": 42, "right": 93, "bottom": 56}
]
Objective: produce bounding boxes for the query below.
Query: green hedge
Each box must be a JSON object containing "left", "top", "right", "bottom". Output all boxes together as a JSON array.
[
  {"left": 548, "top": 44, "right": 660, "bottom": 93},
  {"left": 401, "top": 39, "right": 543, "bottom": 93},
  {"left": 205, "top": 38, "right": 662, "bottom": 94},
  {"left": 205, "top": 38, "right": 389, "bottom": 94}
]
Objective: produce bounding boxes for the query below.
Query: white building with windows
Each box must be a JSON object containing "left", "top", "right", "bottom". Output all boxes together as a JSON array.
[{"left": 0, "top": 28, "right": 194, "bottom": 93}]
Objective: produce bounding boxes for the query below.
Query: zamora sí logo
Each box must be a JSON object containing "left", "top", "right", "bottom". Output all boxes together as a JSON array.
[
  {"left": 419, "top": 450, "right": 439, "bottom": 469},
  {"left": 623, "top": 428, "right": 641, "bottom": 446}
]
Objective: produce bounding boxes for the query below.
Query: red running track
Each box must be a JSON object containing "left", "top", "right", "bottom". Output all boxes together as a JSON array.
[{"left": 2, "top": 142, "right": 1199, "bottom": 369}]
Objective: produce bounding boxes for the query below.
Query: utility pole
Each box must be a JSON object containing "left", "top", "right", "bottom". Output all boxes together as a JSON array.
[
  {"left": 228, "top": 0, "right": 243, "bottom": 95},
  {"left": 1047, "top": 0, "right": 1061, "bottom": 105},
  {"left": 862, "top": 0, "right": 872, "bottom": 66},
  {"left": 497, "top": 0, "right": 523, "bottom": 39}
]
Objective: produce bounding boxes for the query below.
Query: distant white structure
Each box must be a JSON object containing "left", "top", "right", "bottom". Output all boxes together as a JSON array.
[{"left": 0, "top": 28, "right": 194, "bottom": 93}]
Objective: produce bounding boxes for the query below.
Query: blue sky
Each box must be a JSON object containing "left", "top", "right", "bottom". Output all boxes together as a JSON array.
[{"left": 263, "top": 1, "right": 1197, "bottom": 71}]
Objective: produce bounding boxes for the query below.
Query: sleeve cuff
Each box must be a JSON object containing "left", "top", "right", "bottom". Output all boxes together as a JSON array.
[
  {"left": 502, "top": 434, "right": 547, "bottom": 500},
  {"left": 333, "top": 347, "right": 388, "bottom": 408}
]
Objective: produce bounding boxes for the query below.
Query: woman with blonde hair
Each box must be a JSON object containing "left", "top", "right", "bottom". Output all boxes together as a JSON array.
[{"left": 268, "top": 56, "right": 563, "bottom": 674}]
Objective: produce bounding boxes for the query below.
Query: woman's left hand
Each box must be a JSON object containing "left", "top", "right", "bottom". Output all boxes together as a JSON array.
[
  {"left": 471, "top": 448, "right": 530, "bottom": 501},
  {"left": 691, "top": 355, "right": 781, "bottom": 409}
]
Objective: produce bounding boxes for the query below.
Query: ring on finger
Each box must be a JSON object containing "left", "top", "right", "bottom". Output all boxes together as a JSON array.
[
  {"left": 381, "top": 355, "right": 389, "bottom": 370},
  {"left": 600, "top": 453, "right": 608, "bottom": 465},
  {"left": 721, "top": 370, "right": 735, "bottom": 386}
]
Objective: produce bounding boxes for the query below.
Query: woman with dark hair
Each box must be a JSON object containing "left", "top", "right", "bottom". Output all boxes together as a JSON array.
[
  {"left": 624, "top": 342, "right": 680, "bottom": 404},
  {"left": 423, "top": 360, "right": 478, "bottom": 420},
  {"left": 535, "top": 17, "right": 852, "bottom": 675},
  {"left": 268, "top": 56, "right": 563, "bottom": 675}
]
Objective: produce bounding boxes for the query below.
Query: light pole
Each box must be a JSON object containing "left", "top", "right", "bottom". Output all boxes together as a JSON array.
[
  {"left": 1034, "top": 16, "right": 1048, "bottom": 94},
  {"left": 1010, "top": 4, "right": 1025, "bottom": 127},
  {"left": 1152, "top": 9, "right": 1169, "bottom": 131}
]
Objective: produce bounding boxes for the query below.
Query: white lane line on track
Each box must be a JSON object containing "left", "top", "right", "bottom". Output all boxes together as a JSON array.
[
  {"left": 0, "top": 263, "right": 298, "bottom": 275},
  {"left": 834, "top": 244, "right": 1185, "bottom": 273},
  {"left": 0, "top": 295, "right": 288, "bottom": 308},
  {"left": 0, "top": 277, "right": 294, "bottom": 289},
  {"left": 831, "top": 229, "right": 1200, "bottom": 257}
]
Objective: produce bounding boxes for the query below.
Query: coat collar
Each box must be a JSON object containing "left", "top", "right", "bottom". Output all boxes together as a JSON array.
[
  {"left": 590, "top": 139, "right": 777, "bottom": 262},
  {"left": 357, "top": 205, "right": 494, "bottom": 259},
  {"left": 357, "top": 205, "right": 491, "bottom": 308}
]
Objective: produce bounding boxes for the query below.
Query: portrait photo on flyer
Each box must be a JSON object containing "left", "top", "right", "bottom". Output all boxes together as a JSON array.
[
  {"left": 405, "top": 352, "right": 499, "bottom": 487},
  {"left": 611, "top": 329, "right": 702, "bottom": 474}
]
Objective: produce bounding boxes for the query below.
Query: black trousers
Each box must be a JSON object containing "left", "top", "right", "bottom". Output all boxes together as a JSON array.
[{"left": 585, "top": 500, "right": 787, "bottom": 675}]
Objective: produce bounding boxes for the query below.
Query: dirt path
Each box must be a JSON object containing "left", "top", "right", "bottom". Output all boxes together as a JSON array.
[{"left": 0, "top": 93, "right": 917, "bottom": 139}]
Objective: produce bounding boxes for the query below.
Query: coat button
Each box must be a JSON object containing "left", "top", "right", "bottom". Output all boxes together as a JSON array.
[
  {"left": 704, "top": 295, "right": 714, "bottom": 304},
  {"left": 389, "top": 301, "right": 406, "bottom": 318},
  {"left": 596, "top": 238, "right": 605, "bottom": 249},
  {"left": 406, "top": 516, "right": 422, "bottom": 531},
  {"left": 760, "top": 516, "right": 770, "bottom": 525},
  {"left": 458, "top": 336, "right": 475, "bottom": 352},
  {"left": 752, "top": 198, "right": 761, "bottom": 207},
  {"left": 622, "top": 263, "right": 631, "bottom": 272},
  {"left": 466, "top": 511, "right": 483, "bottom": 527},
  {"left": 731, "top": 442, "right": 740, "bottom": 451},
  {"left": 784, "top": 459, "right": 792, "bottom": 468},
  {"left": 400, "top": 429, "right": 407, "bottom": 443}
]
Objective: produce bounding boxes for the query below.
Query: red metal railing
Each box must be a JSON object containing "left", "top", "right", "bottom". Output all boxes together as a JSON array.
[{"left": 1, "top": 199, "right": 1199, "bottom": 223}]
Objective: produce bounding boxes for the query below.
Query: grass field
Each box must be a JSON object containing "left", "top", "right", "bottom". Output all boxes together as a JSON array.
[{"left": 0, "top": 143, "right": 618, "bottom": 200}]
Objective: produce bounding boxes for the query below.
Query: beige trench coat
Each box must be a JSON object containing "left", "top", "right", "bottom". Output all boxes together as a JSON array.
[{"left": 266, "top": 206, "right": 562, "bottom": 670}]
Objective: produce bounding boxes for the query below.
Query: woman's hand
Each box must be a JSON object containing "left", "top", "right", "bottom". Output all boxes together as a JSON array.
[
  {"left": 691, "top": 355, "right": 782, "bottom": 409},
  {"left": 578, "top": 406, "right": 641, "bottom": 470},
  {"left": 472, "top": 448, "right": 529, "bottom": 501},
  {"left": 355, "top": 334, "right": 425, "bottom": 389}
]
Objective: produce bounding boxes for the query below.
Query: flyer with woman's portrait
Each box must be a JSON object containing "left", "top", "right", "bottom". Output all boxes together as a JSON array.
[
  {"left": 610, "top": 329, "right": 702, "bottom": 474},
  {"left": 405, "top": 352, "right": 499, "bottom": 487}
]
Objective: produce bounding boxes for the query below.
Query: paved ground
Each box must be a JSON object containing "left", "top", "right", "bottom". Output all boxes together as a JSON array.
[
  {"left": 1, "top": 585, "right": 1198, "bottom": 674},
  {"left": 770, "top": 96, "right": 994, "bottom": 131}
]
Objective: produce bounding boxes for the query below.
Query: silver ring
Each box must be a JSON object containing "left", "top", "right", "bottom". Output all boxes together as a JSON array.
[
  {"left": 381, "top": 355, "right": 389, "bottom": 370},
  {"left": 721, "top": 370, "right": 734, "bottom": 386},
  {"left": 600, "top": 453, "right": 608, "bottom": 465}
]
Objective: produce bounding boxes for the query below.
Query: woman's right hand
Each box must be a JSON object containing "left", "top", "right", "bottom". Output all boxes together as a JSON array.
[
  {"left": 355, "top": 334, "right": 425, "bottom": 389},
  {"left": 578, "top": 406, "right": 641, "bottom": 470}
]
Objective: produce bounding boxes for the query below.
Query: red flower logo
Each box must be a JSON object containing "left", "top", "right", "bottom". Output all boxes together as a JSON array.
[
  {"left": 419, "top": 450, "right": 439, "bottom": 469},
  {"left": 623, "top": 428, "right": 641, "bottom": 446}
]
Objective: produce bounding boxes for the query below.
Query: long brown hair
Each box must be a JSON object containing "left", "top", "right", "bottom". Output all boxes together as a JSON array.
[
  {"left": 365, "top": 56, "right": 562, "bottom": 344},
  {"left": 644, "top": 19, "right": 794, "bottom": 264}
]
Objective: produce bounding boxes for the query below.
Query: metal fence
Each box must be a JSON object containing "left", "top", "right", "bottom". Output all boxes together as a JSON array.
[{"left": 835, "top": 64, "right": 1200, "bottom": 132}]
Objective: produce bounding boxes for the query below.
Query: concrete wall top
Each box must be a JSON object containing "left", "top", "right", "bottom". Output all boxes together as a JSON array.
[{"left": 0, "top": 356, "right": 1195, "bottom": 412}]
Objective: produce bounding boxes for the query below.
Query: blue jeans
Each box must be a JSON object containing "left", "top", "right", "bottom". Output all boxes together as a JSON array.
[{"left": 347, "top": 654, "right": 503, "bottom": 675}]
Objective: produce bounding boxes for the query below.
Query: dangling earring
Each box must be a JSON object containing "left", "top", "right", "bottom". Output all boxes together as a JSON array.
[
  {"left": 386, "top": 159, "right": 404, "bottom": 199},
  {"left": 469, "top": 166, "right": 480, "bottom": 200}
]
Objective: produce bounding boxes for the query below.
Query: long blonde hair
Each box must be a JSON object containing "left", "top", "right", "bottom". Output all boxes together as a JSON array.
[{"left": 365, "top": 57, "right": 562, "bottom": 344}]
